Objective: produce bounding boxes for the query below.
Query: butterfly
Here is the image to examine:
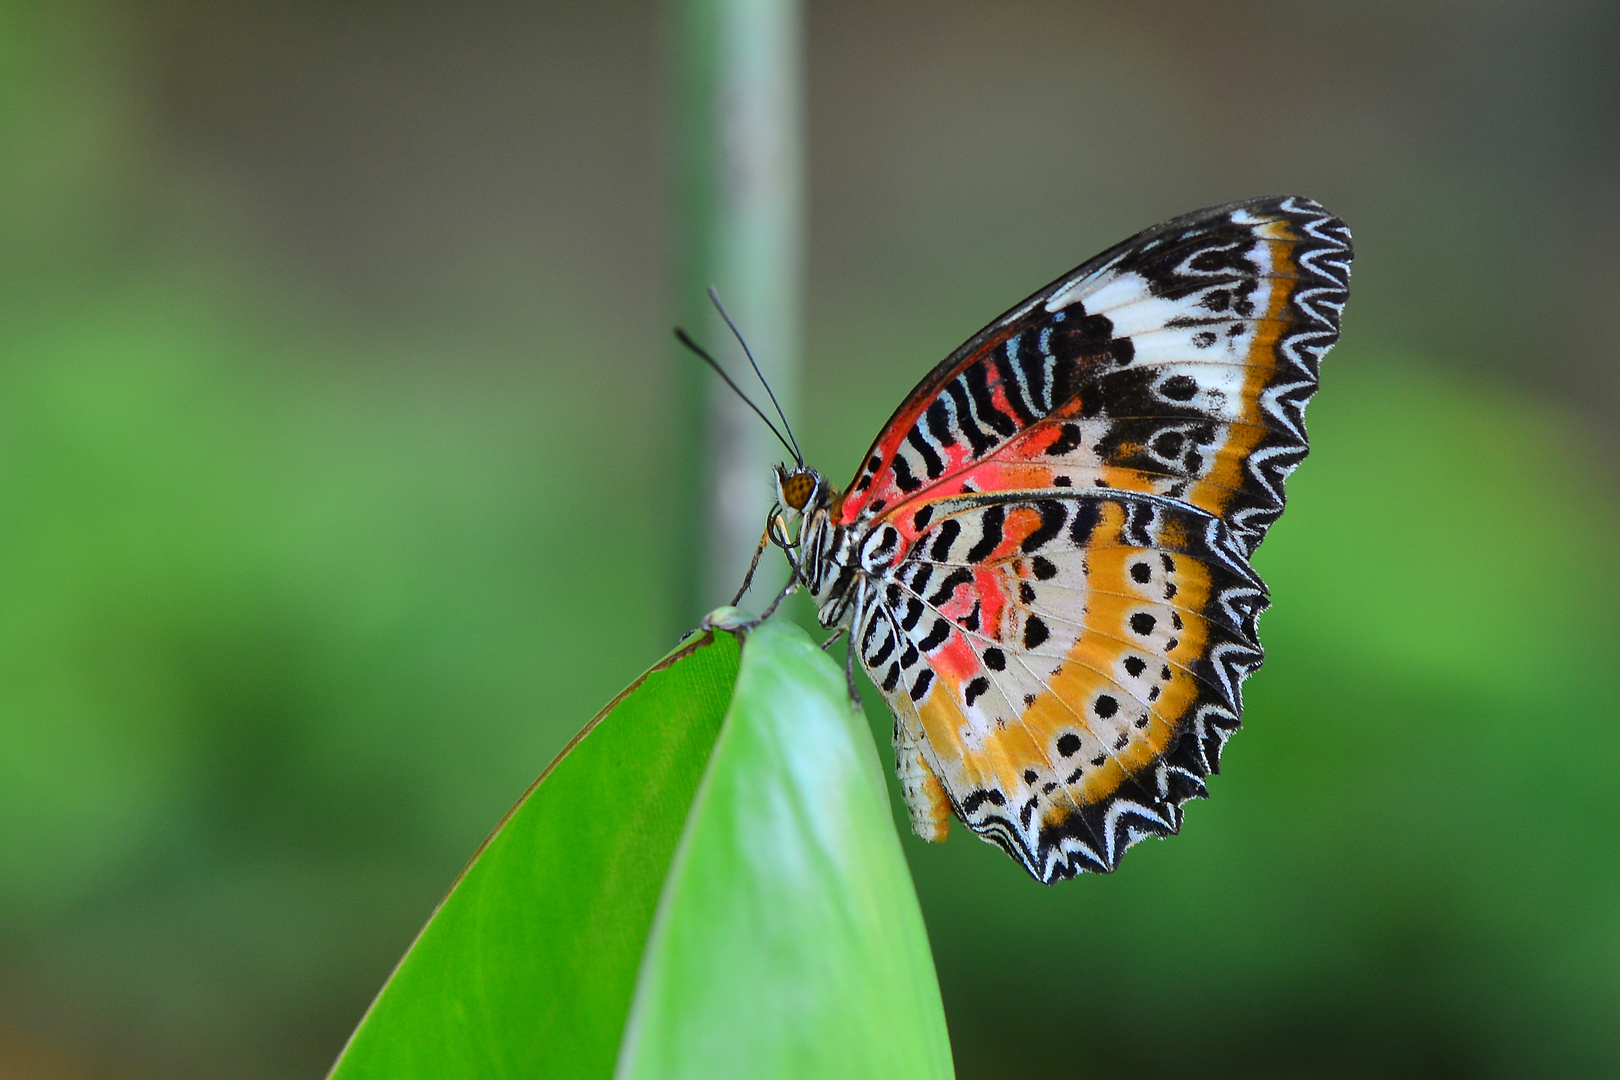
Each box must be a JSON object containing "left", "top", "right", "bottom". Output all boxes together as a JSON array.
[{"left": 719, "top": 196, "right": 1351, "bottom": 883}]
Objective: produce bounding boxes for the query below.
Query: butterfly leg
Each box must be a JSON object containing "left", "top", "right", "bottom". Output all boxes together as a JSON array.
[
  {"left": 819, "top": 627, "right": 846, "bottom": 650},
  {"left": 841, "top": 583, "right": 868, "bottom": 707},
  {"left": 752, "top": 573, "right": 798, "bottom": 623},
  {"left": 729, "top": 524, "right": 773, "bottom": 606},
  {"left": 844, "top": 641, "right": 862, "bottom": 706},
  {"left": 716, "top": 509, "right": 803, "bottom": 632}
]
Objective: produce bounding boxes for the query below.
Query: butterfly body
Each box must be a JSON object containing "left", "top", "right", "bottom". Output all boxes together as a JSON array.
[{"left": 775, "top": 196, "right": 1350, "bottom": 882}]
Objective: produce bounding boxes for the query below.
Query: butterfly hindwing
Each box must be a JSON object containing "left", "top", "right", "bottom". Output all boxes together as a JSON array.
[
  {"left": 836, "top": 195, "right": 1352, "bottom": 557},
  {"left": 855, "top": 490, "right": 1268, "bottom": 882}
]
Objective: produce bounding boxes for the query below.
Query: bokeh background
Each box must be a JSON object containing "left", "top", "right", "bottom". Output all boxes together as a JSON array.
[{"left": 3, "top": 1, "right": 1619, "bottom": 1077}]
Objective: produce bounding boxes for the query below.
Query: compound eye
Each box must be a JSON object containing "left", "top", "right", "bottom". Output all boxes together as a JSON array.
[{"left": 779, "top": 470, "right": 815, "bottom": 512}]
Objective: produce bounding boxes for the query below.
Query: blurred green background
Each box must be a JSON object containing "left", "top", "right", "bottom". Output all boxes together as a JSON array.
[{"left": 2, "top": 1, "right": 1618, "bottom": 1077}]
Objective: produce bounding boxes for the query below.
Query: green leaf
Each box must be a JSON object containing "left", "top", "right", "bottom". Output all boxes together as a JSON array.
[
  {"left": 328, "top": 629, "right": 741, "bottom": 1080},
  {"left": 615, "top": 618, "right": 954, "bottom": 1080}
]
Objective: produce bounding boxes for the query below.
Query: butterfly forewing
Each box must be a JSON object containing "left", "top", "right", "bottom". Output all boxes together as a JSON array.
[
  {"left": 833, "top": 196, "right": 1351, "bottom": 881},
  {"left": 836, "top": 196, "right": 1352, "bottom": 557}
]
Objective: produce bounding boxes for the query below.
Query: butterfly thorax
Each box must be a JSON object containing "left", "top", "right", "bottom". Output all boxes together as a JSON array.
[{"left": 774, "top": 464, "right": 866, "bottom": 628}]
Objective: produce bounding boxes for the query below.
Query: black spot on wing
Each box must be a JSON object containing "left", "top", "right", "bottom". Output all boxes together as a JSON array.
[
  {"left": 910, "top": 669, "right": 934, "bottom": 701},
  {"left": 1068, "top": 500, "right": 1101, "bottom": 546},
  {"left": 906, "top": 427, "right": 944, "bottom": 480},
  {"left": 1020, "top": 500, "right": 1068, "bottom": 553},
  {"left": 902, "top": 598, "right": 925, "bottom": 631},
  {"left": 1020, "top": 796, "right": 1039, "bottom": 830},
  {"left": 992, "top": 346, "right": 1039, "bottom": 425},
  {"left": 927, "top": 567, "right": 972, "bottom": 606},
  {"left": 1046, "top": 423, "right": 1082, "bottom": 457},
  {"left": 945, "top": 380, "right": 993, "bottom": 456},
  {"left": 918, "top": 619, "right": 950, "bottom": 653},
  {"left": 1160, "top": 374, "right": 1198, "bottom": 401},
  {"left": 923, "top": 397, "right": 958, "bottom": 451},
  {"left": 961, "top": 602, "right": 981, "bottom": 632},
  {"left": 891, "top": 453, "right": 921, "bottom": 493},
  {"left": 962, "top": 787, "right": 1006, "bottom": 815},
  {"left": 1012, "top": 332, "right": 1053, "bottom": 414},
  {"left": 1024, "top": 616, "right": 1050, "bottom": 649},
  {"left": 964, "top": 362, "right": 1018, "bottom": 438},
  {"left": 966, "top": 505, "right": 1005, "bottom": 563},
  {"left": 1152, "top": 431, "right": 1185, "bottom": 459},
  {"left": 1189, "top": 242, "right": 1257, "bottom": 276},
  {"left": 928, "top": 518, "right": 961, "bottom": 561}
]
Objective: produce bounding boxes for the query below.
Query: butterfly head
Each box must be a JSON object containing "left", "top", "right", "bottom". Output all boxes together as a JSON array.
[{"left": 773, "top": 464, "right": 830, "bottom": 520}]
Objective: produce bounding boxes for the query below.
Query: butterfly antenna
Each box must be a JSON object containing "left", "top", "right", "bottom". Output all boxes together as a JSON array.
[
  {"left": 674, "top": 328, "right": 801, "bottom": 465},
  {"left": 706, "top": 287, "right": 803, "bottom": 467}
]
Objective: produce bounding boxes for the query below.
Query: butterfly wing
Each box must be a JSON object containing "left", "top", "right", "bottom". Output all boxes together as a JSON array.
[
  {"left": 836, "top": 195, "right": 1352, "bottom": 557},
  {"left": 841, "top": 196, "right": 1350, "bottom": 879},
  {"left": 854, "top": 492, "right": 1266, "bottom": 882}
]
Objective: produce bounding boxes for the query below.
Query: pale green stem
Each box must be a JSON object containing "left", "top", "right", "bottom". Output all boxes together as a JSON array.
[{"left": 670, "top": 0, "right": 804, "bottom": 630}]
